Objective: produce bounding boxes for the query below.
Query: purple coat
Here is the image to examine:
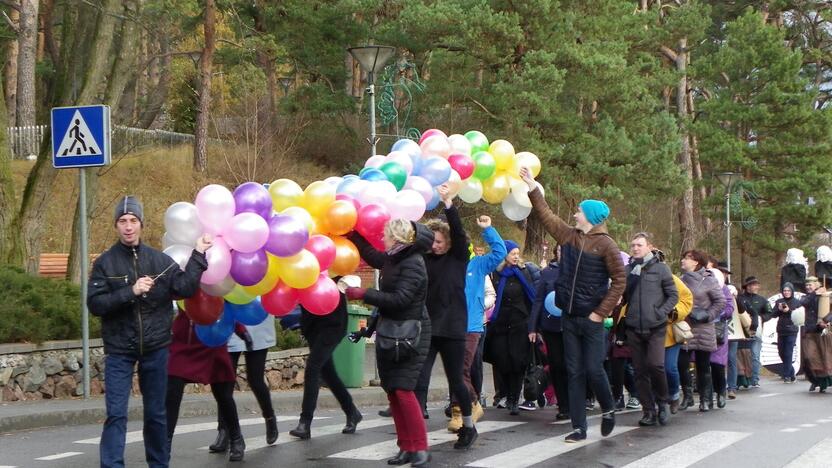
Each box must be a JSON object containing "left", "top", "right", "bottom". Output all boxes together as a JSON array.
[{"left": 710, "top": 286, "right": 735, "bottom": 365}]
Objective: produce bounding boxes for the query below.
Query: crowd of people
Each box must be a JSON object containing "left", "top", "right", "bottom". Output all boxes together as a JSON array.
[{"left": 88, "top": 171, "right": 832, "bottom": 467}]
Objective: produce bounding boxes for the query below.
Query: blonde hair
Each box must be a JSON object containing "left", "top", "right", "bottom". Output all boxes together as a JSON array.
[{"left": 384, "top": 219, "right": 415, "bottom": 245}]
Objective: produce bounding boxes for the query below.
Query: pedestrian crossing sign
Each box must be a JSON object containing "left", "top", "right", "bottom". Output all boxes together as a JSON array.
[{"left": 51, "top": 105, "right": 110, "bottom": 168}]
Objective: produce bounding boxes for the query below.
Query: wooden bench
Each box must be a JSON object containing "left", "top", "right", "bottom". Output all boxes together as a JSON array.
[{"left": 38, "top": 253, "right": 99, "bottom": 279}]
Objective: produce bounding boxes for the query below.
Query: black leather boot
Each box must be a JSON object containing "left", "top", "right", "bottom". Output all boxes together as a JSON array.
[
  {"left": 289, "top": 419, "right": 311, "bottom": 439},
  {"left": 410, "top": 450, "right": 431, "bottom": 467},
  {"left": 680, "top": 386, "right": 694, "bottom": 410},
  {"left": 342, "top": 408, "right": 363, "bottom": 434},
  {"left": 387, "top": 450, "right": 411, "bottom": 465},
  {"left": 717, "top": 392, "right": 727, "bottom": 409},
  {"left": 228, "top": 435, "right": 245, "bottom": 462},
  {"left": 265, "top": 415, "right": 278, "bottom": 445},
  {"left": 208, "top": 427, "right": 229, "bottom": 453}
]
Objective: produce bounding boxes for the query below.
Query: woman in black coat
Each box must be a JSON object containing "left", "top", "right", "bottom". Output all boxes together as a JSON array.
[{"left": 346, "top": 219, "right": 433, "bottom": 467}]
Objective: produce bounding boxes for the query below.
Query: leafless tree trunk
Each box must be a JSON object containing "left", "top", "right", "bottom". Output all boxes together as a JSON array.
[
  {"left": 16, "top": 0, "right": 38, "bottom": 128},
  {"left": 674, "top": 38, "right": 697, "bottom": 253},
  {"left": 193, "top": 0, "right": 216, "bottom": 172},
  {"left": 4, "top": 8, "right": 19, "bottom": 128}
]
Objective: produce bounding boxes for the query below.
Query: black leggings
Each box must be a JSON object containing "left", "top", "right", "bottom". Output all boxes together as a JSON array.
[
  {"left": 496, "top": 369, "right": 524, "bottom": 404},
  {"left": 300, "top": 336, "right": 356, "bottom": 421},
  {"left": 711, "top": 363, "right": 726, "bottom": 395},
  {"left": 415, "top": 336, "right": 472, "bottom": 417},
  {"left": 168, "top": 377, "right": 240, "bottom": 442},
  {"left": 541, "top": 331, "right": 569, "bottom": 413},
  {"left": 678, "top": 349, "right": 712, "bottom": 396},
  {"left": 217, "top": 349, "right": 274, "bottom": 429}
]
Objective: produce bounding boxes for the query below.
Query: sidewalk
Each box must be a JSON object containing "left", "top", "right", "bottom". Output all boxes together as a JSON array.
[{"left": 0, "top": 345, "right": 472, "bottom": 433}]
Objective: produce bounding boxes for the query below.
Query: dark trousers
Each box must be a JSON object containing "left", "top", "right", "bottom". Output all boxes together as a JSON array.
[
  {"left": 471, "top": 332, "right": 486, "bottom": 398},
  {"left": 678, "top": 349, "right": 712, "bottom": 398},
  {"left": 100, "top": 348, "right": 169, "bottom": 468},
  {"left": 778, "top": 334, "right": 798, "bottom": 379},
  {"left": 563, "top": 316, "right": 615, "bottom": 432},
  {"left": 300, "top": 336, "right": 356, "bottom": 421},
  {"left": 454, "top": 333, "right": 482, "bottom": 404},
  {"left": 167, "top": 378, "right": 240, "bottom": 451},
  {"left": 497, "top": 369, "right": 524, "bottom": 404},
  {"left": 541, "top": 331, "right": 569, "bottom": 414},
  {"left": 609, "top": 357, "right": 637, "bottom": 401},
  {"left": 627, "top": 327, "right": 669, "bottom": 412},
  {"left": 216, "top": 349, "right": 274, "bottom": 430},
  {"left": 711, "top": 363, "right": 726, "bottom": 395},
  {"left": 416, "top": 336, "right": 472, "bottom": 417}
]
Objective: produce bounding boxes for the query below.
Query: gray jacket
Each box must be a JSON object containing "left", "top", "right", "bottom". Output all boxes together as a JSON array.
[
  {"left": 624, "top": 255, "right": 679, "bottom": 333},
  {"left": 681, "top": 268, "right": 726, "bottom": 352}
]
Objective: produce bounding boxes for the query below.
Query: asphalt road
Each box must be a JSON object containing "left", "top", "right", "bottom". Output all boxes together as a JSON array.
[{"left": 2, "top": 376, "right": 831, "bottom": 467}]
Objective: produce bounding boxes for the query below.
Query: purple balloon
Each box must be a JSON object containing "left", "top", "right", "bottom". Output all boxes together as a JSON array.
[
  {"left": 264, "top": 214, "right": 309, "bottom": 257},
  {"left": 230, "top": 249, "right": 268, "bottom": 286},
  {"left": 233, "top": 182, "right": 273, "bottom": 219}
]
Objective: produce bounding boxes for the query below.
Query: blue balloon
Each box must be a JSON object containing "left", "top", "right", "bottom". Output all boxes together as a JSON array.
[
  {"left": 194, "top": 312, "right": 235, "bottom": 347},
  {"left": 359, "top": 167, "right": 388, "bottom": 182},
  {"left": 419, "top": 156, "right": 452, "bottom": 186},
  {"left": 409, "top": 152, "right": 423, "bottom": 176},
  {"left": 544, "top": 291, "right": 561, "bottom": 317},
  {"left": 426, "top": 188, "right": 440, "bottom": 210},
  {"left": 336, "top": 176, "right": 360, "bottom": 195},
  {"left": 391, "top": 138, "right": 421, "bottom": 157},
  {"left": 225, "top": 297, "right": 267, "bottom": 326}
]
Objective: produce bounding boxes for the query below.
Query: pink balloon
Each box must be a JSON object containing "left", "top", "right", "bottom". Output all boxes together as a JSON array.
[
  {"left": 390, "top": 189, "right": 427, "bottom": 221},
  {"left": 262, "top": 281, "right": 299, "bottom": 317},
  {"left": 448, "top": 153, "right": 475, "bottom": 180},
  {"left": 358, "top": 180, "right": 397, "bottom": 207},
  {"left": 195, "top": 184, "right": 236, "bottom": 235},
  {"left": 386, "top": 151, "right": 414, "bottom": 175},
  {"left": 201, "top": 237, "right": 232, "bottom": 285},
  {"left": 418, "top": 129, "right": 448, "bottom": 145},
  {"left": 305, "top": 235, "right": 336, "bottom": 271},
  {"left": 420, "top": 134, "right": 452, "bottom": 159},
  {"left": 364, "top": 154, "right": 387, "bottom": 169},
  {"left": 224, "top": 212, "right": 269, "bottom": 253},
  {"left": 298, "top": 274, "right": 341, "bottom": 315},
  {"left": 404, "top": 176, "right": 434, "bottom": 204}
]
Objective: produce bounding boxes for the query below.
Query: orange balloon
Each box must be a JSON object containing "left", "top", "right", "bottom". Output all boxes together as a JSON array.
[
  {"left": 330, "top": 236, "right": 361, "bottom": 276},
  {"left": 323, "top": 200, "right": 358, "bottom": 236}
]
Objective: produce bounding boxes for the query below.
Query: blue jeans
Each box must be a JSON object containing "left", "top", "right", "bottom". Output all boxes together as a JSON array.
[
  {"left": 727, "top": 341, "right": 739, "bottom": 391},
  {"left": 778, "top": 334, "right": 798, "bottom": 380},
  {"left": 664, "top": 345, "right": 681, "bottom": 400},
  {"left": 750, "top": 335, "right": 762, "bottom": 385},
  {"left": 100, "top": 348, "right": 169, "bottom": 468},
  {"left": 563, "top": 316, "right": 614, "bottom": 433}
]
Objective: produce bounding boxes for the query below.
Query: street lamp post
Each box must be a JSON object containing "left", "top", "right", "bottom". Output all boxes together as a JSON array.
[
  {"left": 717, "top": 172, "right": 741, "bottom": 273},
  {"left": 348, "top": 45, "right": 395, "bottom": 158}
]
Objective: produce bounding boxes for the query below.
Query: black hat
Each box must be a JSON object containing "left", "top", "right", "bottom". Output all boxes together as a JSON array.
[
  {"left": 114, "top": 195, "right": 143, "bottom": 225},
  {"left": 716, "top": 260, "right": 731, "bottom": 275},
  {"left": 742, "top": 276, "right": 760, "bottom": 288}
]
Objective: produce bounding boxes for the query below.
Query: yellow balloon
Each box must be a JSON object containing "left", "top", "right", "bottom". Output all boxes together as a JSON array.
[
  {"left": 515, "top": 151, "right": 541, "bottom": 178},
  {"left": 281, "top": 206, "right": 317, "bottom": 234},
  {"left": 303, "top": 181, "right": 336, "bottom": 218},
  {"left": 276, "top": 249, "right": 320, "bottom": 289},
  {"left": 224, "top": 284, "right": 257, "bottom": 305},
  {"left": 489, "top": 140, "right": 515, "bottom": 171},
  {"left": 481, "top": 173, "right": 511, "bottom": 204},
  {"left": 242, "top": 254, "right": 281, "bottom": 296},
  {"left": 269, "top": 179, "right": 304, "bottom": 212}
]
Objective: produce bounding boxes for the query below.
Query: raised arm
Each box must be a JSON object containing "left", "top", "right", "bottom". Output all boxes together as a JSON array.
[
  {"left": 437, "top": 184, "right": 470, "bottom": 261},
  {"left": 520, "top": 167, "right": 573, "bottom": 244}
]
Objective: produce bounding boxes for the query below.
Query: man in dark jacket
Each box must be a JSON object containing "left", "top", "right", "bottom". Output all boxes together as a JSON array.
[
  {"left": 88, "top": 196, "right": 210, "bottom": 468},
  {"left": 521, "top": 168, "right": 626, "bottom": 443},
  {"left": 737, "top": 276, "right": 771, "bottom": 388},
  {"left": 622, "top": 233, "right": 678, "bottom": 427}
]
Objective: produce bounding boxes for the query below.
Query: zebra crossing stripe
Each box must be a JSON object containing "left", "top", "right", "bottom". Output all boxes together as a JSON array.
[
  {"left": 783, "top": 437, "right": 832, "bottom": 467},
  {"left": 329, "top": 420, "right": 524, "bottom": 460},
  {"left": 199, "top": 417, "right": 394, "bottom": 452},
  {"left": 73, "top": 416, "right": 304, "bottom": 445},
  {"left": 619, "top": 431, "right": 750, "bottom": 468},
  {"left": 466, "top": 426, "right": 637, "bottom": 468},
  {"left": 34, "top": 452, "right": 84, "bottom": 461}
]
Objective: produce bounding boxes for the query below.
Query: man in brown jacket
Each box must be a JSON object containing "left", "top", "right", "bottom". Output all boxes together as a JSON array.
[{"left": 520, "top": 168, "right": 626, "bottom": 443}]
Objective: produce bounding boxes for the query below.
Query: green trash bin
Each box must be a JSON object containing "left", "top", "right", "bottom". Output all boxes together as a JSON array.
[{"left": 333, "top": 304, "right": 374, "bottom": 388}]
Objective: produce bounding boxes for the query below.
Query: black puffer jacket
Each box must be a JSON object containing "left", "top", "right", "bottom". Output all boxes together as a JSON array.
[
  {"left": 424, "top": 206, "right": 470, "bottom": 339},
  {"left": 348, "top": 223, "right": 434, "bottom": 392},
  {"left": 87, "top": 241, "right": 207, "bottom": 356},
  {"left": 623, "top": 254, "right": 679, "bottom": 333}
]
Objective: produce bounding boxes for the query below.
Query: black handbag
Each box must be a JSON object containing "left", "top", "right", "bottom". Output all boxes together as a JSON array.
[
  {"left": 689, "top": 307, "right": 711, "bottom": 324},
  {"left": 523, "top": 343, "right": 548, "bottom": 403},
  {"left": 376, "top": 317, "right": 422, "bottom": 363}
]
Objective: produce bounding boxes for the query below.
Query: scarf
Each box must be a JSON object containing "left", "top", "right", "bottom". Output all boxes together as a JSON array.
[
  {"left": 386, "top": 242, "right": 408, "bottom": 256},
  {"left": 629, "top": 252, "right": 654, "bottom": 276},
  {"left": 492, "top": 264, "right": 536, "bottom": 321}
]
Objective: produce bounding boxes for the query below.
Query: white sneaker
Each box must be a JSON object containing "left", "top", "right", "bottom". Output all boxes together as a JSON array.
[
  {"left": 626, "top": 397, "right": 641, "bottom": 409},
  {"left": 496, "top": 397, "right": 507, "bottom": 409}
]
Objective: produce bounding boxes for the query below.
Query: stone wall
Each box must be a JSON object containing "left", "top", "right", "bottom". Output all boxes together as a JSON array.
[{"left": 0, "top": 340, "right": 309, "bottom": 402}]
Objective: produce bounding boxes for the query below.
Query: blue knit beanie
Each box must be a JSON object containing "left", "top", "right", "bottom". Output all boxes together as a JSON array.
[
  {"left": 579, "top": 199, "right": 610, "bottom": 226},
  {"left": 503, "top": 240, "right": 519, "bottom": 254}
]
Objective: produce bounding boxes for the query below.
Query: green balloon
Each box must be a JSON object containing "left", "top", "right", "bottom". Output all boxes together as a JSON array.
[
  {"left": 465, "top": 130, "right": 490, "bottom": 154},
  {"left": 472, "top": 151, "right": 496, "bottom": 180},
  {"left": 379, "top": 161, "right": 408, "bottom": 191}
]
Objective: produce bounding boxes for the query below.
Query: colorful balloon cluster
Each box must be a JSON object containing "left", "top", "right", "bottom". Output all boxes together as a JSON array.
[{"left": 162, "top": 128, "right": 542, "bottom": 346}]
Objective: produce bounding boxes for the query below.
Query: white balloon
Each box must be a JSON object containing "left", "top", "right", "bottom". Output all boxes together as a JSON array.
[
  {"left": 448, "top": 134, "right": 472, "bottom": 157},
  {"left": 390, "top": 189, "right": 427, "bottom": 221},
  {"left": 358, "top": 180, "right": 398, "bottom": 207},
  {"left": 164, "top": 202, "right": 204, "bottom": 245},
  {"left": 163, "top": 244, "right": 194, "bottom": 271},
  {"left": 458, "top": 178, "right": 483, "bottom": 204},
  {"left": 502, "top": 194, "right": 532, "bottom": 221}
]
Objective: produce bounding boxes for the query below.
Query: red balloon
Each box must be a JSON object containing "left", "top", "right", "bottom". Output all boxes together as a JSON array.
[
  {"left": 261, "top": 281, "right": 299, "bottom": 317},
  {"left": 298, "top": 274, "right": 341, "bottom": 315},
  {"left": 305, "top": 235, "right": 337, "bottom": 271},
  {"left": 448, "top": 153, "right": 475, "bottom": 180},
  {"left": 356, "top": 203, "right": 391, "bottom": 239},
  {"left": 369, "top": 232, "right": 386, "bottom": 252},
  {"left": 183, "top": 289, "right": 224, "bottom": 325},
  {"left": 418, "top": 128, "right": 448, "bottom": 145},
  {"left": 336, "top": 193, "right": 361, "bottom": 211}
]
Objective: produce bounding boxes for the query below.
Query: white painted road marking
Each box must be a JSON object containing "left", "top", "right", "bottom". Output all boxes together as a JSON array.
[
  {"left": 784, "top": 438, "right": 832, "bottom": 467},
  {"left": 781, "top": 428, "right": 800, "bottom": 433},
  {"left": 619, "top": 431, "right": 750, "bottom": 468},
  {"left": 759, "top": 393, "right": 782, "bottom": 398},
  {"left": 34, "top": 452, "right": 84, "bottom": 461},
  {"left": 552, "top": 408, "right": 639, "bottom": 424}
]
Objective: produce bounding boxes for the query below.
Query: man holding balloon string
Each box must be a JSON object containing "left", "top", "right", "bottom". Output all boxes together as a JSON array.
[{"left": 88, "top": 196, "right": 213, "bottom": 468}]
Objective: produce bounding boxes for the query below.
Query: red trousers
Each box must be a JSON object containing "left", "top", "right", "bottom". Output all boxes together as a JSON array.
[{"left": 387, "top": 389, "right": 428, "bottom": 451}]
